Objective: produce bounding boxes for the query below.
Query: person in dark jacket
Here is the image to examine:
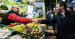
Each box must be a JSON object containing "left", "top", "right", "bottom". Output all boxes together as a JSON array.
[
  {"left": 1, "top": 5, "right": 39, "bottom": 25},
  {"left": 46, "top": 8, "right": 56, "bottom": 32},
  {"left": 40, "top": 1, "right": 75, "bottom": 39},
  {"left": 46, "top": 8, "right": 54, "bottom": 21}
]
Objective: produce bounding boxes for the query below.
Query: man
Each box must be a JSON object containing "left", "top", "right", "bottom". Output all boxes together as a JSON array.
[
  {"left": 46, "top": 8, "right": 55, "bottom": 25},
  {"left": 40, "top": 1, "right": 75, "bottom": 39},
  {"left": 46, "top": 8, "right": 56, "bottom": 32},
  {"left": 1, "top": 5, "right": 38, "bottom": 25},
  {"left": 46, "top": 8, "right": 54, "bottom": 21}
]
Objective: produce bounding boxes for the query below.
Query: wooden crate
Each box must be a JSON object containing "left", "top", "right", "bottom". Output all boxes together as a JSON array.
[
  {"left": 47, "top": 30, "right": 54, "bottom": 34},
  {"left": 47, "top": 26, "right": 53, "bottom": 30},
  {"left": 46, "top": 36, "right": 56, "bottom": 39}
]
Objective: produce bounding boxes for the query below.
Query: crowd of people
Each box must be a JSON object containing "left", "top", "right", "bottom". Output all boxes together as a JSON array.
[{"left": 1, "top": 1, "right": 75, "bottom": 39}]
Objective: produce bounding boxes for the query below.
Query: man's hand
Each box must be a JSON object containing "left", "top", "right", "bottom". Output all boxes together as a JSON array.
[
  {"left": 32, "top": 19, "right": 42, "bottom": 23},
  {"left": 38, "top": 19, "right": 42, "bottom": 23},
  {"left": 32, "top": 19, "right": 38, "bottom": 23}
]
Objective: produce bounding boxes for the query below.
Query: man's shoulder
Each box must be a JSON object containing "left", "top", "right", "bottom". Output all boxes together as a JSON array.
[
  {"left": 66, "top": 10, "right": 75, "bottom": 18},
  {"left": 65, "top": 10, "right": 73, "bottom": 15},
  {"left": 65, "top": 10, "right": 71, "bottom": 13}
]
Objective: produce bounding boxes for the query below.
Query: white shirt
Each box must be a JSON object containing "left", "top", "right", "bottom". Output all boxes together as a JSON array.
[
  {"left": 61, "top": 12, "right": 65, "bottom": 17},
  {"left": 51, "top": 14, "right": 54, "bottom": 18}
]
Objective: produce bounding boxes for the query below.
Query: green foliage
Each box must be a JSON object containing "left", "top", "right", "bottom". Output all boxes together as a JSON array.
[
  {"left": 0, "top": 6, "right": 1, "bottom": 8},
  {"left": 20, "top": 9, "right": 27, "bottom": 14},
  {"left": 4, "top": 0, "right": 16, "bottom": 5},
  {"left": 18, "top": 3, "right": 22, "bottom": 7},
  {"left": 4, "top": 0, "right": 9, "bottom": 3},
  {"left": 14, "top": 2, "right": 17, "bottom": 5},
  {"left": 3, "top": 0, "right": 28, "bottom": 12},
  {"left": 22, "top": 0, "right": 28, "bottom": 4},
  {"left": 1, "top": 4, "right": 8, "bottom": 10}
]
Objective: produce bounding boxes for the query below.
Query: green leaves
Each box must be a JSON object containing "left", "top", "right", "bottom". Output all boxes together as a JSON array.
[
  {"left": 2, "top": 0, "right": 28, "bottom": 12},
  {"left": 4, "top": 0, "right": 9, "bottom": 3},
  {"left": 1, "top": 4, "right": 8, "bottom": 10},
  {"left": 4, "top": 0, "right": 16, "bottom": 5},
  {"left": 18, "top": 3, "right": 22, "bottom": 7},
  {"left": 22, "top": 0, "right": 28, "bottom": 4}
]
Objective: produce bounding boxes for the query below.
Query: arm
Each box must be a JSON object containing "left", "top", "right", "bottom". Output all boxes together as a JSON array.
[
  {"left": 8, "top": 13, "right": 32, "bottom": 23},
  {"left": 41, "top": 16, "right": 56, "bottom": 24}
]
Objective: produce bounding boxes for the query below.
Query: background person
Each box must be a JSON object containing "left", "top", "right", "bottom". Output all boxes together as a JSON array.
[{"left": 67, "top": 6, "right": 73, "bottom": 11}]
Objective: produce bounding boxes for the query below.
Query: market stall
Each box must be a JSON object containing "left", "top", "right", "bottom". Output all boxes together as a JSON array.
[
  {"left": 0, "top": 22, "right": 47, "bottom": 39},
  {"left": 0, "top": 0, "right": 56, "bottom": 39}
]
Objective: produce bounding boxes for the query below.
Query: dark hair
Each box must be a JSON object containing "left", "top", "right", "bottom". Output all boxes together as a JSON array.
[
  {"left": 50, "top": 8, "right": 53, "bottom": 10},
  {"left": 57, "top": 1, "right": 67, "bottom": 9}
]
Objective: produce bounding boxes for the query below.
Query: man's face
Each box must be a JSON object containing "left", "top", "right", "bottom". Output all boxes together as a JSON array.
[
  {"left": 50, "top": 9, "right": 53, "bottom": 13},
  {"left": 14, "top": 6, "right": 19, "bottom": 13},
  {"left": 56, "top": 4, "right": 61, "bottom": 12}
]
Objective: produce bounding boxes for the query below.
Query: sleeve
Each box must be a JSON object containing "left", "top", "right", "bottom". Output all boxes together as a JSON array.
[
  {"left": 41, "top": 16, "right": 56, "bottom": 24},
  {"left": 8, "top": 13, "right": 32, "bottom": 23}
]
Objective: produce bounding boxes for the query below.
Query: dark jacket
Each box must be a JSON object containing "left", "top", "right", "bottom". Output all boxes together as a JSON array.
[
  {"left": 1, "top": 10, "right": 16, "bottom": 25},
  {"left": 41, "top": 10, "right": 75, "bottom": 39},
  {"left": 46, "top": 12, "right": 55, "bottom": 25},
  {"left": 46, "top": 12, "right": 55, "bottom": 20}
]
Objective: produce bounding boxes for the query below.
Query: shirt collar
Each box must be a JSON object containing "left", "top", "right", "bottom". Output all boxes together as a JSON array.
[{"left": 61, "top": 11, "right": 65, "bottom": 17}]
